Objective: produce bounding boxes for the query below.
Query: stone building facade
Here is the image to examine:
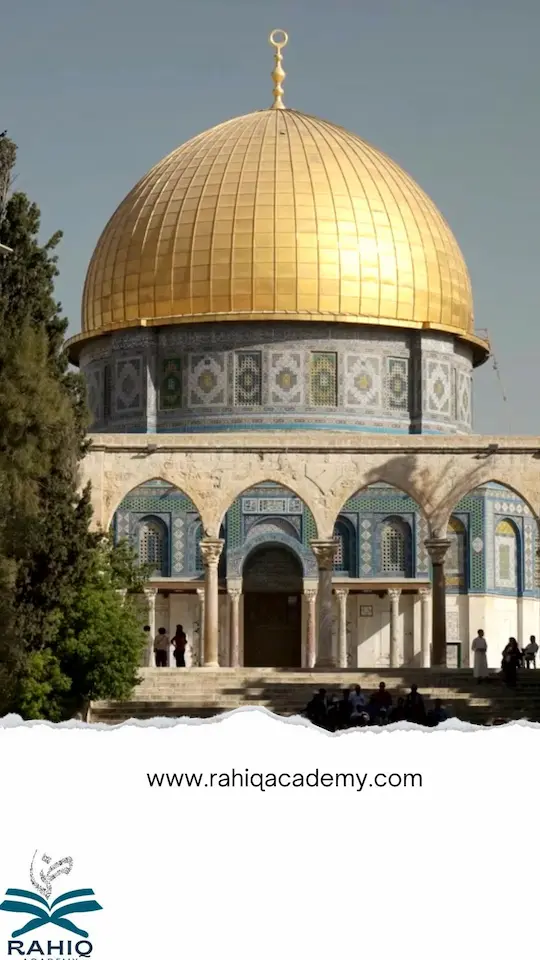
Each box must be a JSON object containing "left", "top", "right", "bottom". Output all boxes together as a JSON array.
[{"left": 67, "top": 37, "right": 540, "bottom": 671}]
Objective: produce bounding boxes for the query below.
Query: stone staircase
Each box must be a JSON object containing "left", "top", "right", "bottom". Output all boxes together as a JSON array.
[{"left": 89, "top": 667, "right": 540, "bottom": 726}]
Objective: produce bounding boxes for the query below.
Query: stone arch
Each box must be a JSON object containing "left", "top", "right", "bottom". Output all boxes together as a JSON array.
[
  {"left": 103, "top": 471, "right": 209, "bottom": 534},
  {"left": 111, "top": 478, "right": 204, "bottom": 578},
  {"left": 437, "top": 476, "right": 539, "bottom": 537},
  {"left": 331, "top": 481, "right": 430, "bottom": 580},
  {"left": 328, "top": 458, "right": 439, "bottom": 528},
  {"left": 215, "top": 472, "right": 323, "bottom": 539},
  {"left": 227, "top": 531, "right": 318, "bottom": 580},
  {"left": 440, "top": 481, "right": 536, "bottom": 599}
]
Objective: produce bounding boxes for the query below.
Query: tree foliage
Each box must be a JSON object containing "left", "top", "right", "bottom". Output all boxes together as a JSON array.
[{"left": 0, "top": 134, "right": 147, "bottom": 720}]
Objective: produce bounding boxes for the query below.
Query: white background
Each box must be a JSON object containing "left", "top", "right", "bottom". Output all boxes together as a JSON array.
[{"left": 0, "top": 711, "right": 538, "bottom": 960}]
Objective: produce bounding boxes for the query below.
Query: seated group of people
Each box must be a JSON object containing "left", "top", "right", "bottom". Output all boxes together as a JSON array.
[{"left": 305, "top": 682, "right": 448, "bottom": 730}]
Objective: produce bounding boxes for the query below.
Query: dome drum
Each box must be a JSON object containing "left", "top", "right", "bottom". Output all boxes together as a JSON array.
[{"left": 80, "top": 322, "right": 473, "bottom": 435}]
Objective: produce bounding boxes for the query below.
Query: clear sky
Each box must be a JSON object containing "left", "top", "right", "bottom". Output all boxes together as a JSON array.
[{"left": 2, "top": 0, "right": 539, "bottom": 434}]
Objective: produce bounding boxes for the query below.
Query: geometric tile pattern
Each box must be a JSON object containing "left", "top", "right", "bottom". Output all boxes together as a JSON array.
[
  {"left": 457, "top": 370, "right": 472, "bottom": 426},
  {"left": 310, "top": 352, "right": 337, "bottom": 406},
  {"left": 172, "top": 516, "right": 185, "bottom": 574},
  {"left": 269, "top": 351, "right": 303, "bottom": 404},
  {"left": 359, "top": 518, "right": 373, "bottom": 575},
  {"left": 83, "top": 325, "right": 477, "bottom": 433},
  {"left": 345, "top": 354, "right": 381, "bottom": 407},
  {"left": 188, "top": 354, "right": 227, "bottom": 406},
  {"left": 234, "top": 352, "right": 262, "bottom": 406},
  {"left": 115, "top": 357, "right": 143, "bottom": 412},
  {"left": 385, "top": 357, "right": 408, "bottom": 410},
  {"left": 160, "top": 358, "right": 183, "bottom": 410},
  {"left": 86, "top": 367, "right": 102, "bottom": 424},
  {"left": 426, "top": 360, "right": 451, "bottom": 415}
]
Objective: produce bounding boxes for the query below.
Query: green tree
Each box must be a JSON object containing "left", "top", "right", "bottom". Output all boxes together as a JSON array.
[{"left": 0, "top": 134, "right": 147, "bottom": 719}]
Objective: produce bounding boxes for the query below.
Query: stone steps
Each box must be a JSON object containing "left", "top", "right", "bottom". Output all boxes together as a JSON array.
[{"left": 89, "top": 667, "right": 540, "bottom": 726}]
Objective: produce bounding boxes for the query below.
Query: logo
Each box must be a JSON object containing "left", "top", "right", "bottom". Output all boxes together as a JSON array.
[{"left": 0, "top": 852, "right": 102, "bottom": 957}]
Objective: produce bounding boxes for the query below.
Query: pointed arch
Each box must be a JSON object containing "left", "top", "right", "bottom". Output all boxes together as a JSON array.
[
  {"left": 494, "top": 517, "right": 520, "bottom": 593},
  {"left": 138, "top": 516, "right": 168, "bottom": 576},
  {"left": 112, "top": 478, "right": 203, "bottom": 579},
  {"left": 446, "top": 515, "right": 467, "bottom": 591},
  {"left": 376, "top": 515, "right": 413, "bottom": 577},
  {"left": 333, "top": 515, "right": 357, "bottom": 576}
]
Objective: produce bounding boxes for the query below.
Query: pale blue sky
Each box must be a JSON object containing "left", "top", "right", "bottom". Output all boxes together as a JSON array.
[{"left": 2, "top": 0, "right": 539, "bottom": 434}]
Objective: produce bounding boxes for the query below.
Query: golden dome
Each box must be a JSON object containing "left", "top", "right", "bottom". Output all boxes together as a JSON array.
[{"left": 71, "top": 107, "right": 489, "bottom": 363}]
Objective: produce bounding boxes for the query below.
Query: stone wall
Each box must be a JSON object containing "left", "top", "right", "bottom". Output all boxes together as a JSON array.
[{"left": 81, "top": 432, "right": 540, "bottom": 540}]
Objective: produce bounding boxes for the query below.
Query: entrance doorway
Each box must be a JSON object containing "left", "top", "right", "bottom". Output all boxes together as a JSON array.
[{"left": 243, "top": 545, "right": 303, "bottom": 667}]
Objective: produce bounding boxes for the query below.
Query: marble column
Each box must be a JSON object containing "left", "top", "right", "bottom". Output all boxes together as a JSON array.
[
  {"left": 144, "top": 587, "right": 157, "bottom": 667},
  {"left": 425, "top": 537, "right": 452, "bottom": 667},
  {"left": 388, "top": 588, "right": 402, "bottom": 668},
  {"left": 311, "top": 540, "right": 339, "bottom": 667},
  {"left": 334, "top": 588, "right": 349, "bottom": 668},
  {"left": 199, "top": 539, "right": 224, "bottom": 668},
  {"left": 304, "top": 589, "right": 317, "bottom": 668},
  {"left": 196, "top": 587, "right": 205, "bottom": 667},
  {"left": 228, "top": 588, "right": 241, "bottom": 668},
  {"left": 419, "top": 587, "right": 431, "bottom": 668}
]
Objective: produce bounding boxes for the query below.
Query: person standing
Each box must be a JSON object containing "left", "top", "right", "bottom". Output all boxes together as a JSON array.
[
  {"left": 171, "top": 624, "right": 187, "bottom": 668},
  {"left": 472, "top": 629, "right": 489, "bottom": 683},
  {"left": 154, "top": 627, "right": 169, "bottom": 667},
  {"left": 501, "top": 638, "right": 522, "bottom": 687}
]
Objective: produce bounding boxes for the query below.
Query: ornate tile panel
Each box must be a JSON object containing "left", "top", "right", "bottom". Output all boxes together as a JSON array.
[
  {"left": 188, "top": 354, "right": 227, "bottom": 406},
  {"left": 115, "top": 357, "right": 143, "bottom": 412},
  {"left": 345, "top": 354, "right": 382, "bottom": 407}
]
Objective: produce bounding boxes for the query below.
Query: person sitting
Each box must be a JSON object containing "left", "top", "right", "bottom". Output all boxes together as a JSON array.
[
  {"left": 405, "top": 684, "right": 426, "bottom": 724},
  {"left": 306, "top": 689, "right": 327, "bottom": 727},
  {"left": 390, "top": 697, "right": 407, "bottom": 723},
  {"left": 369, "top": 682, "right": 393, "bottom": 722},
  {"left": 523, "top": 636, "right": 538, "bottom": 669},
  {"left": 350, "top": 684, "right": 366, "bottom": 711},
  {"left": 338, "top": 689, "right": 352, "bottom": 728},
  {"left": 427, "top": 699, "right": 448, "bottom": 726},
  {"left": 326, "top": 694, "right": 340, "bottom": 732}
]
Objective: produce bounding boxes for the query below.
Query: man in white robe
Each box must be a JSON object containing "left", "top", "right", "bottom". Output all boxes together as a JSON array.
[{"left": 472, "top": 629, "right": 489, "bottom": 682}]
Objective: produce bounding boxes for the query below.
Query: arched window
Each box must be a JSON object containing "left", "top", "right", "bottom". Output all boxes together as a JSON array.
[
  {"left": 138, "top": 517, "right": 167, "bottom": 576},
  {"left": 333, "top": 518, "right": 356, "bottom": 576},
  {"left": 378, "top": 517, "right": 412, "bottom": 577},
  {"left": 495, "top": 519, "right": 518, "bottom": 590},
  {"left": 446, "top": 516, "right": 467, "bottom": 589}
]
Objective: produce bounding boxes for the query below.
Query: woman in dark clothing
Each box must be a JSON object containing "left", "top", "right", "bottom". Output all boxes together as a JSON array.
[
  {"left": 171, "top": 624, "right": 187, "bottom": 668},
  {"left": 501, "top": 637, "right": 522, "bottom": 687}
]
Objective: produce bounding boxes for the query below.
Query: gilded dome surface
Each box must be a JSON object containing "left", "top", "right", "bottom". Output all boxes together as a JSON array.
[{"left": 74, "top": 107, "right": 488, "bottom": 361}]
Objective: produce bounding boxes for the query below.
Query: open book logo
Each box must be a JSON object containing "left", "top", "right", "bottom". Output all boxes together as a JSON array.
[{"left": 0, "top": 852, "right": 102, "bottom": 938}]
